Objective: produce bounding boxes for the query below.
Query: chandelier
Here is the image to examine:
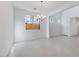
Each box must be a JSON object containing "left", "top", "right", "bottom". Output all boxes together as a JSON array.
[
  {"left": 37, "top": 1, "right": 46, "bottom": 20},
  {"left": 33, "top": 1, "right": 46, "bottom": 21},
  {"left": 25, "top": 1, "right": 47, "bottom": 24}
]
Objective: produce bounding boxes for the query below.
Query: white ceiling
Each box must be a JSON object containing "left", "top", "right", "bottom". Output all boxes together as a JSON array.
[{"left": 13, "top": 1, "right": 79, "bottom": 15}]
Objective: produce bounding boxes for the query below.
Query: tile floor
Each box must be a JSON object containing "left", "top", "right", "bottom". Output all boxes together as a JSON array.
[{"left": 9, "top": 35, "right": 79, "bottom": 57}]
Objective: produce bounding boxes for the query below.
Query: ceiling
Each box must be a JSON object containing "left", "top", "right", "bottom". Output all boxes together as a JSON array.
[{"left": 13, "top": 1, "right": 79, "bottom": 15}]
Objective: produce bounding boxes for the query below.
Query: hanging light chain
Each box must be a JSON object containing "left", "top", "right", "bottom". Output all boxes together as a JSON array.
[{"left": 41, "top": 1, "right": 43, "bottom": 16}]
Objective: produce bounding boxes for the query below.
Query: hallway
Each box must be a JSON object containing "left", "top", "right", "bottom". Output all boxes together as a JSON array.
[
  {"left": 0, "top": 1, "right": 79, "bottom": 57},
  {"left": 10, "top": 35, "right": 79, "bottom": 57}
]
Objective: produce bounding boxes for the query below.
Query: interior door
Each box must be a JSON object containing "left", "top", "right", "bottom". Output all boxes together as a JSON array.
[
  {"left": 49, "top": 15, "right": 62, "bottom": 37},
  {"left": 76, "top": 19, "right": 79, "bottom": 34}
]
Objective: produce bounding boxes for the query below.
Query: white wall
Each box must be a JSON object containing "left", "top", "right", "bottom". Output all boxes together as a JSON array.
[
  {"left": 78, "top": 21, "right": 79, "bottom": 34},
  {"left": 49, "top": 4, "right": 79, "bottom": 36},
  {"left": 70, "top": 18, "right": 78, "bottom": 36},
  {"left": 78, "top": 20, "right": 79, "bottom": 34},
  {"left": 0, "top": 2, "right": 13, "bottom": 56},
  {"left": 76, "top": 19, "right": 79, "bottom": 34},
  {"left": 49, "top": 13, "right": 62, "bottom": 37},
  {"left": 14, "top": 8, "right": 47, "bottom": 42},
  {"left": 61, "top": 12, "right": 70, "bottom": 36},
  {"left": 62, "top": 4, "right": 79, "bottom": 36}
]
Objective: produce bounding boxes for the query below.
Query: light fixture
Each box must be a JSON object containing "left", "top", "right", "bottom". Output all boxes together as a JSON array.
[
  {"left": 36, "top": 1, "right": 46, "bottom": 20},
  {"left": 25, "top": 1, "right": 47, "bottom": 24}
]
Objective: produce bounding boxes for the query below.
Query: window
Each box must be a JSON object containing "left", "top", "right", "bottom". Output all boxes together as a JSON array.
[{"left": 25, "top": 15, "right": 40, "bottom": 30}]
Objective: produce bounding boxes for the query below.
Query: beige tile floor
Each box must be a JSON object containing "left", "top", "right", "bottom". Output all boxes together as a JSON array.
[{"left": 9, "top": 35, "right": 79, "bottom": 57}]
